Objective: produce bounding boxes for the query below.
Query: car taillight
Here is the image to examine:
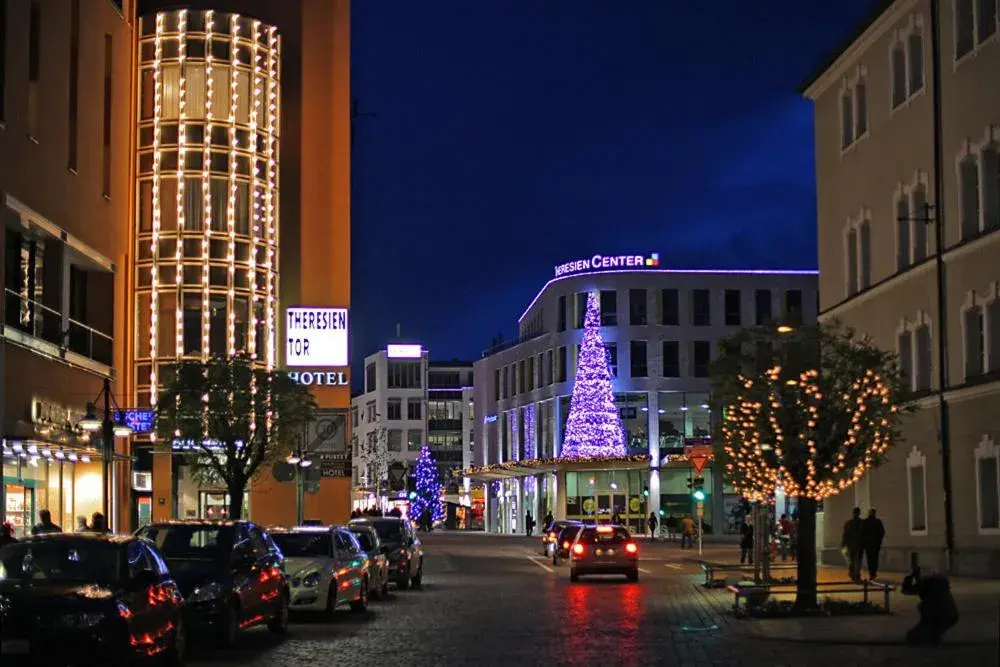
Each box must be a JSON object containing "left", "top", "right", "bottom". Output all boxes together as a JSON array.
[
  {"left": 572, "top": 543, "right": 584, "bottom": 555},
  {"left": 625, "top": 543, "right": 638, "bottom": 554},
  {"left": 562, "top": 541, "right": 570, "bottom": 550}
]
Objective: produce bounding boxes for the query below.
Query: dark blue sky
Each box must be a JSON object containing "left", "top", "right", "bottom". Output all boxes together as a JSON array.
[{"left": 349, "top": 1, "right": 875, "bottom": 372}]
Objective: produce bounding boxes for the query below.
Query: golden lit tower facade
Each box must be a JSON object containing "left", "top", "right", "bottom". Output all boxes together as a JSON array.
[{"left": 134, "top": 8, "right": 281, "bottom": 519}]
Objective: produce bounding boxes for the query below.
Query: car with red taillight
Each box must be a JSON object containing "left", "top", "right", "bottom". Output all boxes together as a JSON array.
[
  {"left": 568, "top": 525, "right": 639, "bottom": 582},
  {"left": 540, "top": 520, "right": 580, "bottom": 558},
  {"left": 552, "top": 524, "right": 585, "bottom": 564}
]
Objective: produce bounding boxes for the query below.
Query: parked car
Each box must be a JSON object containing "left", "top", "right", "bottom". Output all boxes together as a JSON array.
[
  {"left": 347, "top": 523, "right": 390, "bottom": 599},
  {"left": 541, "top": 520, "right": 580, "bottom": 559},
  {"left": 268, "top": 526, "right": 369, "bottom": 613},
  {"left": 349, "top": 517, "right": 423, "bottom": 589},
  {"left": 136, "top": 520, "right": 288, "bottom": 647},
  {"left": 553, "top": 524, "right": 585, "bottom": 564},
  {"left": 569, "top": 525, "right": 639, "bottom": 582},
  {"left": 0, "top": 533, "right": 185, "bottom": 665}
]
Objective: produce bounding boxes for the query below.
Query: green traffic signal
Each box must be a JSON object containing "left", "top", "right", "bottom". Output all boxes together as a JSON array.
[
  {"left": 658, "top": 509, "right": 665, "bottom": 516},
  {"left": 693, "top": 490, "right": 706, "bottom": 501},
  {"left": 642, "top": 488, "right": 650, "bottom": 497}
]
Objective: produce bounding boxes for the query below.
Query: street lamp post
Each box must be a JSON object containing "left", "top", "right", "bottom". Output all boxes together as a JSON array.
[
  {"left": 285, "top": 444, "right": 313, "bottom": 526},
  {"left": 78, "top": 378, "right": 133, "bottom": 530}
]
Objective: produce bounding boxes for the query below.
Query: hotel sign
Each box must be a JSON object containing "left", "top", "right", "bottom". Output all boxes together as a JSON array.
[
  {"left": 554, "top": 253, "right": 659, "bottom": 277},
  {"left": 285, "top": 307, "right": 349, "bottom": 367}
]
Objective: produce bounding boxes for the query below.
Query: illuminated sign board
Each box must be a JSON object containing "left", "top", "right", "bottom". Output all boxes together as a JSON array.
[
  {"left": 288, "top": 371, "right": 350, "bottom": 386},
  {"left": 285, "top": 307, "right": 348, "bottom": 367},
  {"left": 114, "top": 409, "right": 156, "bottom": 434},
  {"left": 483, "top": 414, "right": 498, "bottom": 424},
  {"left": 554, "top": 253, "right": 659, "bottom": 278},
  {"left": 387, "top": 344, "right": 422, "bottom": 359}
]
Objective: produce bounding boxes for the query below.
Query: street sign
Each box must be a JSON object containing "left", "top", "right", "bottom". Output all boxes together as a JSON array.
[
  {"left": 696, "top": 501, "right": 704, "bottom": 518},
  {"left": 318, "top": 453, "right": 351, "bottom": 478},
  {"left": 388, "top": 462, "right": 408, "bottom": 491},
  {"left": 684, "top": 444, "right": 713, "bottom": 475}
]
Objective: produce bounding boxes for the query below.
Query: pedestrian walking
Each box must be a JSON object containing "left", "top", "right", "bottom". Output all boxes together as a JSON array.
[
  {"left": 543, "top": 511, "right": 553, "bottom": 532},
  {"left": 861, "top": 508, "right": 885, "bottom": 580},
  {"left": 647, "top": 512, "right": 658, "bottom": 541},
  {"left": 32, "top": 509, "right": 62, "bottom": 535},
  {"left": 525, "top": 511, "right": 535, "bottom": 536},
  {"left": 680, "top": 514, "right": 696, "bottom": 549},
  {"left": 841, "top": 507, "right": 864, "bottom": 581},
  {"left": 389, "top": 506, "right": 402, "bottom": 518},
  {"left": 611, "top": 510, "right": 622, "bottom": 526},
  {"left": 739, "top": 519, "right": 754, "bottom": 564}
]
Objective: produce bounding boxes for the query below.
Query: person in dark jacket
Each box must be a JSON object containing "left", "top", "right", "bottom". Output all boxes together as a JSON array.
[
  {"left": 902, "top": 566, "right": 959, "bottom": 645},
  {"left": 32, "top": 509, "right": 62, "bottom": 535},
  {"left": 739, "top": 519, "right": 754, "bottom": 564},
  {"left": 0, "top": 522, "right": 16, "bottom": 548},
  {"left": 841, "top": 507, "right": 864, "bottom": 581},
  {"left": 647, "top": 512, "right": 658, "bottom": 541},
  {"left": 861, "top": 508, "right": 886, "bottom": 580}
]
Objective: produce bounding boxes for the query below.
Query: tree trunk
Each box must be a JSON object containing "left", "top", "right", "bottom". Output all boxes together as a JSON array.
[
  {"left": 794, "top": 497, "right": 818, "bottom": 610},
  {"left": 228, "top": 482, "right": 246, "bottom": 521}
]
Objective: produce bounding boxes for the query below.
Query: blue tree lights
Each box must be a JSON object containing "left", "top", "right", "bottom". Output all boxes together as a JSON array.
[
  {"left": 560, "top": 291, "right": 626, "bottom": 459},
  {"left": 410, "top": 445, "right": 444, "bottom": 524}
]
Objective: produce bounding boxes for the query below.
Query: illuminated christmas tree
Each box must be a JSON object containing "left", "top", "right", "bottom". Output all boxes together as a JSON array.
[
  {"left": 410, "top": 445, "right": 444, "bottom": 525},
  {"left": 560, "top": 291, "right": 626, "bottom": 458}
]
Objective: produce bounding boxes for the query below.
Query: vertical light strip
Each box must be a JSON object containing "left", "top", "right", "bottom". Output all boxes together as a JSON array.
[
  {"left": 264, "top": 26, "right": 278, "bottom": 370},
  {"left": 149, "top": 13, "right": 165, "bottom": 407},
  {"left": 175, "top": 10, "right": 187, "bottom": 358},
  {"left": 201, "top": 11, "right": 214, "bottom": 362},
  {"left": 227, "top": 14, "right": 240, "bottom": 357},
  {"left": 248, "top": 20, "right": 261, "bottom": 360}
]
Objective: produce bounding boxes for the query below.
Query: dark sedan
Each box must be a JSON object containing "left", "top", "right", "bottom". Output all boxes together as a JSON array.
[
  {"left": 0, "top": 533, "right": 185, "bottom": 666},
  {"left": 137, "top": 520, "right": 288, "bottom": 648},
  {"left": 349, "top": 517, "right": 423, "bottom": 590}
]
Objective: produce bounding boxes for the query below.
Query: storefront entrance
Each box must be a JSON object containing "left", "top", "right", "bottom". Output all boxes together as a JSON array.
[{"left": 564, "top": 469, "right": 647, "bottom": 534}]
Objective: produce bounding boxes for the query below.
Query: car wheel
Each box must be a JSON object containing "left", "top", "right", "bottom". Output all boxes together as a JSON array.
[
  {"left": 267, "top": 592, "right": 289, "bottom": 634},
  {"left": 350, "top": 578, "right": 368, "bottom": 613},
  {"left": 163, "top": 617, "right": 186, "bottom": 667},
  {"left": 627, "top": 569, "right": 639, "bottom": 582},
  {"left": 325, "top": 581, "right": 338, "bottom": 615},
  {"left": 570, "top": 569, "right": 579, "bottom": 583},
  {"left": 217, "top": 601, "right": 240, "bottom": 648}
]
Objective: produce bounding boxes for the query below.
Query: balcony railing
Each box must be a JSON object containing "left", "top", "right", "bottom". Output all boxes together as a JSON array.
[{"left": 5, "top": 289, "right": 113, "bottom": 366}]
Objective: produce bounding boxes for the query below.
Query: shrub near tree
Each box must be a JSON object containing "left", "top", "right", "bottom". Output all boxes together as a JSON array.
[
  {"left": 710, "top": 323, "right": 909, "bottom": 609},
  {"left": 156, "top": 354, "right": 317, "bottom": 520}
]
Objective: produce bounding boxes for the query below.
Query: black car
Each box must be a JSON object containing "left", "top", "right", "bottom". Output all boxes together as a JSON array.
[
  {"left": 349, "top": 517, "right": 423, "bottom": 590},
  {"left": 554, "top": 524, "right": 585, "bottom": 563},
  {"left": 0, "top": 533, "right": 185, "bottom": 666},
  {"left": 137, "top": 520, "right": 288, "bottom": 647}
]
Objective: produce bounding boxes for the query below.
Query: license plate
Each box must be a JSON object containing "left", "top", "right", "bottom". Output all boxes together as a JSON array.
[{"left": 1, "top": 639, "right": 30, "bottom": 655}]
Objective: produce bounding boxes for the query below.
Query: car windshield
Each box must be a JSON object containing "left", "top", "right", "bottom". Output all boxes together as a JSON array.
[
  {"left": 559, "top": 526, "right": 582, "bottom": 541},
  {"left": 137, "top": 524, "right": 234, "bottom": 560},
  {"left": 369, "top": 521, "right": 404, "bottom": 544},
  {"left": 271, "top": 532, "right": 332, "bottom": 558},
  {"left": 0, "top": 539, "right": 121, "bottom": 586},
  {"left": 580, "top": 527, "right": 630, "bottom": 544},
  {"left": 350, "top": 530, "right": 377, "bottom": 552}
]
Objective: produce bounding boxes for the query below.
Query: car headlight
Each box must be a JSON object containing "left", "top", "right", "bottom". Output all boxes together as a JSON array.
[
  {"left": 302, "top": 571, "right": 322, "bottom": 588},
  {"left": 55, "top": 612, "right": 105, "bottom": 628},
  {"left": 188, "top": 582, "right": 223, "bottom": 603}
]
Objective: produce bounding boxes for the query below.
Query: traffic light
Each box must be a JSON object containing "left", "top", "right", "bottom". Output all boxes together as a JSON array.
[
  {"left": 642, "top": 487, "right": 650, "bottom": 498},
  {"left": 691, "top": 476, "right": 706, "bottom": 500},
  {"left": 658, "top": 508, "right": 665, "bottom": 517},
  {"left": 693, "top": 489, "right": 706, "bottom": 501}
]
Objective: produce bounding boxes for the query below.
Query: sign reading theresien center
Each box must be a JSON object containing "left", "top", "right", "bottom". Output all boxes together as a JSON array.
[
  {"left": 554, "top": 253, "right": 659, "bottom": 277},
  {"left": 285, "top": 307, "right": 349, "bottom": 367}
]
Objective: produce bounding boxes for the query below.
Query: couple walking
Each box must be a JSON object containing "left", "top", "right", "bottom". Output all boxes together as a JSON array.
[{"left": 841, "top": 507, "right": 885, "bottom": 581}]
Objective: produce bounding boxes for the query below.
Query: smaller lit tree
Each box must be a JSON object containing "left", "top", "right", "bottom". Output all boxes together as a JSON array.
[{"left": 410, "top": 446, "right": 444, "bottom": 526}]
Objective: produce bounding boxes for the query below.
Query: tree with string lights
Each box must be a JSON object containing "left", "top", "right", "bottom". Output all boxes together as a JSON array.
[
  {"left": 156, "top": 354, "right": 316, "bottom": 520},
  {"left": 410, "top": 445, "right": 444, "bottom": 529},
  {"left": 711, "top": 322, "right": 908, "bottom": 609},
  {"left": 561, "top": 291, "right": 626, "bottom": 459}
]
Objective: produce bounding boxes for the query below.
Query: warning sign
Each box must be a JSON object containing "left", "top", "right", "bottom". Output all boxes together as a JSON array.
[{"left": 684, "top": 444, "right": 713, "bottom": 475}]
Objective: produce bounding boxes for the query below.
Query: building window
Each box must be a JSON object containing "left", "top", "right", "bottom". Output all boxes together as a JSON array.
[
  {"left": 908, "top": 31, "right": 925, "bottom": 94},
  {"left": 891, "top": 41, "right": 907, "bottom": 109},
  {"left": 365, "top": 363, "right": 377, "bottom": 392},
  {"left": 67, "top": 0, "right": 80, "bottom": 170},
  {"left": 546, "top": 349, "right": 554, "bottom": 385},
  {"left": 846, "top": 226, "right": 859, "bottom": 296},
  {"left": 557, "top": 295, "right": 566, "bottom": 332},
  {"left": 600, "top": 290, "right": 617, "bottom": 326},
  {"left": 915, "top": 322, "right": 932, "bottom": 390},
  {"left": 855, "top": 79, "right": 867, "bottom": 137},
  {"left": 891, "top": 27, "right": 924, "bottom": 109},
  {"left": 896, "top": 194, "right": 911, "bottom": 271},
  {"left": 692, "top": 289, "right": 710, "bottom": 326},
  {"left": 557, "top": 346, "right": 567, "bottom": 383},
  {"left": 983, "top": 145, "right": 1000, "bottom": 232},
  {"left": 841, "top": 74, "right": 868, "bottom": 149},
  {"left": 629, "top": 341, "right": 647, "bottom": 378},
  {"left": 662, "top": 341, "right": 679, "bottom": 378},
  {"left": 527, "top": 356, "right": 535, "bottom": 391},
  {"left": 629, "top": 288, "right": 647, "bottom": 326},
  {"left": 605, "top": 343, "right": 618, "bottom": 378},
  {"left": 102, "top": 35, "right": 112, "bottom": 197},
  {"left": 912, "top": 184, "right": 929, "bottom": 262},
  {"left": 407, "top": 399, "right": 422, "bottom": 420},
  {"left": 517, "top": 360, "right": 525, "bottom": 394},
  {"left": 858, "top": 220, "right": 871, "bottom": 289},
  {"left": 956, "top": 0, "right": 976, "bottom": 58},
  {"left": 897, "top": 327, "right": 913, "bottom": 391},
  {"left": 388, "top": 361, "right": 422, "bottom": 389},
  {"left": 754, "top": 289, "right": 772, "bottom": 326},
  {"left": 841, "top": 87, "right": 854, "bottom": 149},
  {"left": 0, "top": 0, "right": 6, "bottom": 124},
  {"left": 509, "top": 363, "right": 516, "bottom": 396},
  {"left": 783, "top": 290, "right": 803, "bottom": 326},
  {"left": 387, "top": 398, "right": 402, "bottom": 420},
  {"left": 574, "top": 292, "right": 587, "bottom": 329},
  {"left": 387, "top": 430, "right": 402, "bottom": 452},
  {"left": 660, "top": 288, "right": 678, "bottom": 326},
  {"left": 978, "top": 0, "right": 999, "bottom": 43},
  {"left": 692, "top": 341, "right": 711, "bottom": 378},
  {"left": 975, "top": 435, "right": 1000, "bottom": 533},
  {"left": 407, "top": 429, "right": 423, "bottom": 451},
  {"left": 366, "top": 400, "right": 376, "bottom": 422},
  {"left": 724, "top": 289, "right": 741, "bottom": 326},
  {"left": 959, "top": 155, "right": 981, "bottom": 239},
  {"left": 907, "top": 446, "right": 928, "bottom": 534},
  {"left": 493, "top": 369, "right": 500, "bottom": 401},
  {"left": 963, "top": 301, "right": 986, "bottom": 378}
]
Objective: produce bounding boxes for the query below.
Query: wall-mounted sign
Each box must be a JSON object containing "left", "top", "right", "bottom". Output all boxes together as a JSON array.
[
  {"left": 554, "top": 253, "right": 659, "bottom": 278},
  {"left": 483, "top": 414, "right": 498, "bottom": 424},
  {"left": 288, "top": 371, "right": 349, "bottom": 386},
  {"left": 115, "top": 409, "right": 156, "bottom": 434},
  {"left": 285, "top": 307, "right": 349, "bottom": 367},
  {"left": 387, "top": 344, "right": 422, "bottom": 359}
]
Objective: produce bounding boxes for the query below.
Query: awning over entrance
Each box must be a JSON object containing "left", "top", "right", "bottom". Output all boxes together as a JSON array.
[{"left": 456, "top": 454, "right": 652, "bottom": 482}]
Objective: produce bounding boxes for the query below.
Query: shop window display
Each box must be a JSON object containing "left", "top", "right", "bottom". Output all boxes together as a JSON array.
[
  {"left": 615, "top": 392, "right": 648, "bottom": 454},
  {"left": 657, "top": 391, "right": 711, "bottom": 451}
]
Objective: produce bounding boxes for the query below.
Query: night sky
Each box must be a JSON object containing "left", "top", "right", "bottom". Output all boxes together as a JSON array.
[{"left": 349, "top": 1, "right": 875, "bottom": 375}]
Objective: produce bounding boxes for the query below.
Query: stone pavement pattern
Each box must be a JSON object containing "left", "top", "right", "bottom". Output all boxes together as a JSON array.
[{"left": 190, "top": 532, "right": 997, "bottom": 667}]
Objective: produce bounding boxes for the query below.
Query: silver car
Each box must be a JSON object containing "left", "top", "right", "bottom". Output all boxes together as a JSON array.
[{"left": 569, "top": 525, "right": 639, "bottom": 582}]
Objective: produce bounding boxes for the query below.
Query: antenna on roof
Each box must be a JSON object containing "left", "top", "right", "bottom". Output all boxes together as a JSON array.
[{"left": 395, "top": 323, "right": 401, "bottom": 338}]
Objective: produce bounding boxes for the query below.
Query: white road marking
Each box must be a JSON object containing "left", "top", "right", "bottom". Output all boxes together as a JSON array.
[
  {"left": 526, "top": 556, "right": 554, "bottom": 573},
  {"left": 638, "top": 568, "right": 652, "bottom": 574},
  {"left": 663, "top": 563, "right": 684, "bottom": 570}
]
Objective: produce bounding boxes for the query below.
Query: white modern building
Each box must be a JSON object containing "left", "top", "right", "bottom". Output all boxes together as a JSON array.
[
  {"left": 350, "top": 345, "right": 476, "bottom": 520},
  {"left": 469, "top": 253, "right": 818, "bottom": 535}
]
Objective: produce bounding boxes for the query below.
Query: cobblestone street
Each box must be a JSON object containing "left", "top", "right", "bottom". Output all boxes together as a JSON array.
[{"left": 189, "top": 532, "right": 994, "bottom": 666}]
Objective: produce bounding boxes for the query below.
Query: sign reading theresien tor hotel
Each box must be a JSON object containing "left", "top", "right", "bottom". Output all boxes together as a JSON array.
[
  {"left": 554, "top": 252, "right": 660, "bottom": 277},
  {"left": 285, "top": 307, "right": 349, "bottom": 367}
]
